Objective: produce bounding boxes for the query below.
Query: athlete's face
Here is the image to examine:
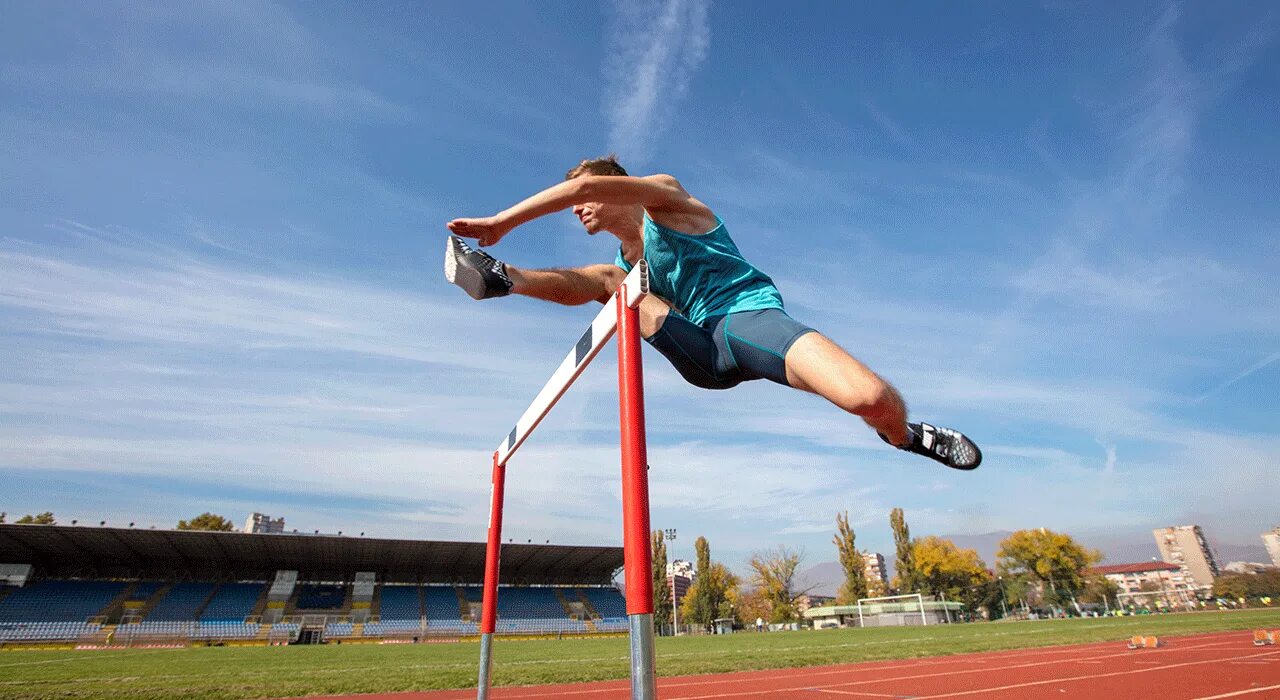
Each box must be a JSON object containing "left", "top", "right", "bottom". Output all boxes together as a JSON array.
[{"left": 571, "top": 201, "right": 610, "bottom": 235}]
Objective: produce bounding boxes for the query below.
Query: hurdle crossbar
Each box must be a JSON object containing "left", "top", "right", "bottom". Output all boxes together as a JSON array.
[{"left": 478, "top": 260, "right": 655, "bottom": 700}]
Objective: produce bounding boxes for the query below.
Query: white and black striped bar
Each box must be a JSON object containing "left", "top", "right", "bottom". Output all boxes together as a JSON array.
[{"left": 494, "top": 260, "right": 648, "bottom": 467}]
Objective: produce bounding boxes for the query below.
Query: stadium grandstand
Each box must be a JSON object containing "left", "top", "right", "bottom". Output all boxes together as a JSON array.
[{"left": 0, "top": 523, "right": 625, "bottom": 647}]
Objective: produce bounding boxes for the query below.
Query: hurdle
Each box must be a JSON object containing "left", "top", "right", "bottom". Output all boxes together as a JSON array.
[
  {"left": 1253, "top": 629, "right": 1276, "bottom": 646},
  {"left": 1127, "top": 635, "right": 1160, "bottom": 649},
  {"left": 476, "top": 260, "right": 654, "bottom": 700}
]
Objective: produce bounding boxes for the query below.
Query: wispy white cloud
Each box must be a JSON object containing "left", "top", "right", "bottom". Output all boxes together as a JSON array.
[
  {"left": 601, "top": 0, "right": 711, "bottom": 163},
  {"left": 0, "top": 2, "right": 405, "bottom": 122},
  {"left": 1194, "top": 352, "right": 1280, "bottom": 403},
  {"left": 863, "top": 98, "right": 915, "bottom": 150}
]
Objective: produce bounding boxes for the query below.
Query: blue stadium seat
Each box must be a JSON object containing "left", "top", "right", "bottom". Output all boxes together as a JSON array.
[
  {"left": 424, "top": 586, "right": 461, "bottom": 621},
  {"left": 296, "top": 584, "right": 345, "bottom": 610},
  {"left": 148, "top": 583, "right": 216, "bottom": 621},
  {"left": 199, "top": 583, "right": 264, "bottom": 622},
  {"left": 377, "top": 585, "right": 421, "bottom": 621},
  {"left": 496, "top": 587, "right": 569, "bottom": 619},
  {"left": 127, "top": 581, "right": 164, "bottom": 601},
  {"left": 0, "top": 581, "right": 124, "bottom": 622},
  {"left": 579, "top": 587, "right": 626, "bottom": 618}
]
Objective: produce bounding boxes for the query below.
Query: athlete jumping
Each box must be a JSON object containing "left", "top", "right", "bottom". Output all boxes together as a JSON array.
[{"left": 445, "top": 156, "right": 981, "bottom": 470}]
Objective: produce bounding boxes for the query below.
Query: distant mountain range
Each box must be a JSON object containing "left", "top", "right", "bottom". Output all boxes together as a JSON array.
[{"left": 796, "top": 531, "right": 1271, "bottom": 598}]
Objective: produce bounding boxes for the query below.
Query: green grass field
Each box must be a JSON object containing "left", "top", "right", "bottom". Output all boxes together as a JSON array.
[{"left": 2, "top": 609, "right": 1278, "bottom": 700}]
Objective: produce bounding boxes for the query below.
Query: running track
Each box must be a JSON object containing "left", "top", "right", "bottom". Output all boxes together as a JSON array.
[{"left": 299, "top": 630, "right": 1280, "bottom": 699}]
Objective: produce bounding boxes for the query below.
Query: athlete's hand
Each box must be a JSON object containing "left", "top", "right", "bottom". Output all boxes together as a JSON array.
[{"left": 447, "top": 216, "right": 512, "bottom": 247}]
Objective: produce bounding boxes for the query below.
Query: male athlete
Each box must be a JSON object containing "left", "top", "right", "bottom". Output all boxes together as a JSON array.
[{"left": 445, "top": 156, "right": 981, "bottom": 470}]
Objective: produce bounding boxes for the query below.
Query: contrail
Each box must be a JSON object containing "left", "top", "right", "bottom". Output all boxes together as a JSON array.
[
  {"left": 1194, "top": 351, "right": 1280, "bottom": 402},
  {"left": 601, "top": 0, "right": 710, "bottom": 164}
]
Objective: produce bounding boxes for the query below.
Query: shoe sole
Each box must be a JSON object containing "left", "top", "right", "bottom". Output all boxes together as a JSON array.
[
  {"left": 949, "top": 436, "right": 982, "bottom": 470},
  {"left": 444, "top": 236, "right": 488, "bottom": 300}
]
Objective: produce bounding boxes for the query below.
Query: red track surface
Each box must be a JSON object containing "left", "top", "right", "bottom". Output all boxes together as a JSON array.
[{"left": 299, "top": 630, "right": 1280, "bottom": 700}]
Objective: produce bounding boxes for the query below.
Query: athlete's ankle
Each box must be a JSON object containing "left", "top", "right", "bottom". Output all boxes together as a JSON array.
[
  {"left": 878, "top": 424, "right": 913, "bottom": 448},
  {"left": 505, "top": 265, "right": 527, "bottom": 295}
]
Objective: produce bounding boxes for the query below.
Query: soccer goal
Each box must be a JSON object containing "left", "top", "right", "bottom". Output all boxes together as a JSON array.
[
  {"left": 857, "top": 593, "right": 928, "bottom": 627},
  {"left": 476, "top": 260, "right": 654, "bottom": 700}
]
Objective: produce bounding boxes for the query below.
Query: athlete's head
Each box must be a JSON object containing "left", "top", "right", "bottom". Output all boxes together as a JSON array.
[
  {"left": 565, "top": 154, "right": 628, "bottom": 179},
  {"left": 566, "top": 154, "right": 631, "bottom": 236}
]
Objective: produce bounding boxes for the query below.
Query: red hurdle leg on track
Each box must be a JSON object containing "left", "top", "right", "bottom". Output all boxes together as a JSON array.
[
  {"left": 474, "top": 261, "right": 652, "bottom": 700},
  {"left": 477, "top": 452, "right": 505, "bottom": 698},
  {"left": 617, "top": 285, "right": 656, "bottom": 699}
]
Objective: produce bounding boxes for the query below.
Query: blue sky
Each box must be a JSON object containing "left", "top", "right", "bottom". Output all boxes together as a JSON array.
[{"left": 2, "top": 1, "right": 1277, "bottom": 574}]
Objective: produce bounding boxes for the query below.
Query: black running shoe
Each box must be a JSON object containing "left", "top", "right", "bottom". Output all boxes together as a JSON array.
[
  {"left": 881, "top": 422, "right": 983, "bottom": 470},
  {"left": 444, "top": 235, "right": 512, "bottom": 300}
]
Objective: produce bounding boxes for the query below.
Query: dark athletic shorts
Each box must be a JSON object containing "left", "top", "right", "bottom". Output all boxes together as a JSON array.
[{"left": 645, "top": 308, "right": 816, "bottom": 390}]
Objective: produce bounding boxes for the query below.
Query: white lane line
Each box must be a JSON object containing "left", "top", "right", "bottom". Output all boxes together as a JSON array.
[
  {"left": 914, "top": 649, "right": 1280, "bottom": 698},
  {"left": 1190, "top": 683, "right": 1280, "bottom": 699},
  {"left": 662, "top": 640, "right": 1246, "bottom": 700},
  {"left": 806, "top": 690, "right": 900, "bottom": 697}
]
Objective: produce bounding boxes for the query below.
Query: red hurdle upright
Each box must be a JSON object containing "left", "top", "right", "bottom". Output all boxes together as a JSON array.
[{"left": 477, "top": 261, "right": 653, "bottom": 700}]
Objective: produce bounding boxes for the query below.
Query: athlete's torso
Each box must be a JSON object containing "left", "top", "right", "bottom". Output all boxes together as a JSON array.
[{"left": 615, "top": 214, "right": 784, "bottom": 325}]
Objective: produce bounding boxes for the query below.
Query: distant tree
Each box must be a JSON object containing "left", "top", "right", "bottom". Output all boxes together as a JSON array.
[
  {"left": 910, "top": 536, "right": 992, "bottom": 612},
  {"left": 749, "top": 545, "right": 808, "bottom": 623},
  {"left": 996, "top": 529, "right": 1100, "bottom": 606},
  {"left": 16, "top": 512, "right": 55, "bottom": 525},
  {"left": 685, "top": 536, "right": 714, "bottom": 626},
  {"left": 650, "top": 531, "right": 673, "bottom": 627},
  {"left": 971, "top": 576, "right": 1009, "bottom": 619},
  {"left": 680, "top": 537, "right": 735, "bottom": 629},
  {"left": 0, "top": 512, "right": 6, "bottom": 524},
  {"left": 1214, "top": 571, "right": 1280, "bottom": 600},
  {"left": 729, "top": 585, "right": 769, "bottom": 626},
  {"left": 833, "top": 511, "right": 868, "bottom": 604},
  {"left": 681, "top": 561, "right": 739, "bottom": 625},
  {"left": 176, "top": 513, "right": 235, "bottom": 531},
  {"left": 1079, "top": 574, "right": 1120, "bottom": 608},
  {"left": 889, "top": 508, "right": 916, "bottom": 593}
]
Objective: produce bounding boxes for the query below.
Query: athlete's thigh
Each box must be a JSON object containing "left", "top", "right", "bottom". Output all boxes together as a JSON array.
[
  {"left": 647, "top": 313, "right": 741, "bottom": 390},
  {"left": 783, "top": 331, "right": 883, "bottom": 399},
  {"left": 718, "top": 309, "right": 815, "bottom": 386}
]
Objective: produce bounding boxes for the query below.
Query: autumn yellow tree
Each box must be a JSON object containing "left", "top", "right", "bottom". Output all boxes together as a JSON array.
[
  {"left": 909, "top": 536, "right": 992, "bottom": 612},
  {"left": 833, "top": 511, "right": 868, "bottom": 604},
  {"left": 176, "top": 513, "right": 235, "bottom": 531},
  {"left": 680, "top": 537, "right": 737, "bottom": 629},
  {"left": 749, "top": 546, "right": 806, "bottom": 623},
  {"left": 680, "top": 561, "right": 739, "bottom": 627},
  {"left": 651, "top": 531, "right": 673, "bottom": 627},
  {"left": 729, "top": 585, "right": 770, "bottom": 626},
  {"left": 889, "top": 508, "right": 917, "bottom": 593},
  {"left": 996, "top": 529, "right": 1100, "bottom": 607},
  {"left": 1079, "top": 573, "right": 1120, "bottom": 608}
]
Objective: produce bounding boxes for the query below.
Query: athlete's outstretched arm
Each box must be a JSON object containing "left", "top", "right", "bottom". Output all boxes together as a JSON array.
[{"left": 447, "top": 175, "right": 699, "bottom": 246}]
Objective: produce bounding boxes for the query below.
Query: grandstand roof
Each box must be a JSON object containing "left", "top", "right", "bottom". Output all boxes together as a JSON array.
[{"left": 0, "top": 524, "right": 623, "bottom": 585}]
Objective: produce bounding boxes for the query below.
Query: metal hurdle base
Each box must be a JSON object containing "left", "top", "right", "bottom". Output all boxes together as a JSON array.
[
  {"left": 477, "top": 633, "right": 494, "bottom": 700},
  {"left": 629, "top": 614, "right": 656, "bottom": 699}
]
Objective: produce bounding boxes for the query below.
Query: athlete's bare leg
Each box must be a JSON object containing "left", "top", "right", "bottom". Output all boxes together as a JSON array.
[
  {"left": 784, "top": 332, "right": 910, "bottom": 446},
  {"left": 508, "top": 263, "right": 671, "bottom": 336}
]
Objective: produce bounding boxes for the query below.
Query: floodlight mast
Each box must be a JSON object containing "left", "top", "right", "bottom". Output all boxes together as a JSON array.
[{"left": 477, "top": 261, "right": 654, "bottom": 700}]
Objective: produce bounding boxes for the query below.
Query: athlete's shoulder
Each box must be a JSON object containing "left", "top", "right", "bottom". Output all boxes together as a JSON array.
[
  {"left": 642, "top": 173, "right": 716, "bottom": 225},
  {"left": 644, "top": 173, "right": 684, "bottom": 189}
]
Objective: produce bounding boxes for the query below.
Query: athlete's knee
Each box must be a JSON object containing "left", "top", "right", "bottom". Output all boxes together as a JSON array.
[
  {"left": 835, "top": 376, "right": 901, "bottom": 417},
  {"left": 592, "top": 265, "right": 627, "bottom": 303}
]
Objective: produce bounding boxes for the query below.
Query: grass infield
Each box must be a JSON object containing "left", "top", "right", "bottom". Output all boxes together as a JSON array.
[{"left": 1, "top": 609, "right": 1278, "bottom": 700}]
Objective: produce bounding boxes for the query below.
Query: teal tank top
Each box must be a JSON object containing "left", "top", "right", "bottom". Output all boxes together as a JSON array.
[{"left": 614, "top": 215, "right": 784, "bottom": 325}]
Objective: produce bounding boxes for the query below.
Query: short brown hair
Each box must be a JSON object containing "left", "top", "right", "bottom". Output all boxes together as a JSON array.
[{"left": 566, "top": 154, "right": 628, "bottom": 180}]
